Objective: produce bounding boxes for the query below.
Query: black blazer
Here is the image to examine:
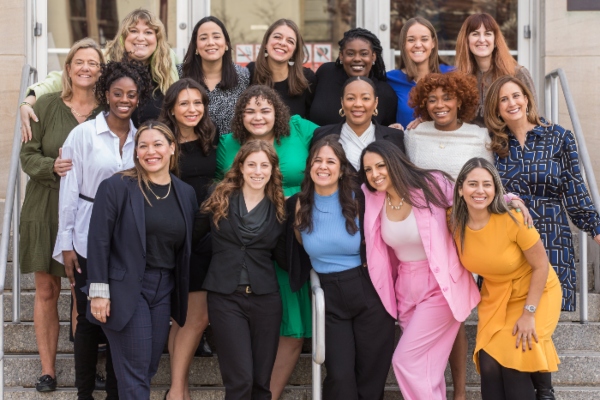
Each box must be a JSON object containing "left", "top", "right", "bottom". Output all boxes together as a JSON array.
[
  {"left": 311, "top": 119, "right": 406, "bottom": 169},
  {"left": 196, "top": 194, "right": 285, "bottom": 295},
  {"left": 281, "top": 190, "right": 367, "bottom": 292},
  {"left": 86, "top": 174, "right": 198, "bottom": 331}
]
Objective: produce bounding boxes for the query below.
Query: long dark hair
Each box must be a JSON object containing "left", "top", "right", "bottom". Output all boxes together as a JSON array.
[
  {"left": 335, "top": 28, "right": 387, "bottom": 81},
  {"left": 295, "top": 136, "right": 359, "bottom": 235},
  {"left": 181, "top": 16, "right": 238, "bottom": 90},
  {"left": 253, "top": 19, "right": 309, "bottom": 96},
  {"left": 359, "top": 141, "right": 452, "bottom": 210},
  {"left": 159, "top": 78, "right": 216, "bottom": 156}
]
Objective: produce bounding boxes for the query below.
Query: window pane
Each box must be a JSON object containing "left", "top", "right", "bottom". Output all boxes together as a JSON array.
[{"left": 210, "top": 0, "right": 356, "bottom": 70}]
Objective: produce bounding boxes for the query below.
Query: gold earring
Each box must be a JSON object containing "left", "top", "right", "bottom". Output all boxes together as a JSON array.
[
  {"left": 339, "top": 108, "right": 345, "bottom": 117},
  {"left": 373, "top": 109, "right": 379, "bottom": 116}
]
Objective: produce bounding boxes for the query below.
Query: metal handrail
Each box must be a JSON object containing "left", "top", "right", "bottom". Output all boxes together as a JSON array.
[
  {"left": 310, "top": 269, "right": 325, "bottom": 400},
  {"left": 544, "top": 68, "right": 600, "bottom": 324},
  {"left": 0, "top": 64, "right": 37, "bottom": 397}
]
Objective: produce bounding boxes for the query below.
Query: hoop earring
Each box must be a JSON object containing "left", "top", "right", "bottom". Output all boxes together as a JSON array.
[
  {"left": 288, "top": 60, "right": 295, "bottom": 66},
  {"left": 264, "top": 51, "right": 268, "bottom": 58},
  {"left": 339, "top": 108, "right": 345, "bottom": 117},
  {"left": 373, "top": 109, "right": 379, "bottom": 116}
]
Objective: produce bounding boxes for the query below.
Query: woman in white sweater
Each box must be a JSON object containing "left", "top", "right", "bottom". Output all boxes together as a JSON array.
[{"left": 404, "top": 71, "right": 492, "bottom": 179}]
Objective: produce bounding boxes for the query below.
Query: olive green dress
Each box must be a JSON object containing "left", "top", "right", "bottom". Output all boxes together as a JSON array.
[
  {"left": 19, "top": 92, "right": 101, "bottom": 276},
  {"left": 216, "top": 115, "right": 318, "bottom": 338}
]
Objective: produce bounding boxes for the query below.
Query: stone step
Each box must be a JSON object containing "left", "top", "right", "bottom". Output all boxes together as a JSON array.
[
  {"left": 5, "top": 320, "right": 600, "bottom": 354},
  {"left": 5, "top": 350, "right": 600, "bottom": 388},
  {"left": 3, "top": 290, "right": 72, "bottom": 322}
]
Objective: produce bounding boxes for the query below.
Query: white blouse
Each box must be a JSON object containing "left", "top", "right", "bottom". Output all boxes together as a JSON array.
[{"left": 53, "top": 112, "right": 136, "bottom": 263}]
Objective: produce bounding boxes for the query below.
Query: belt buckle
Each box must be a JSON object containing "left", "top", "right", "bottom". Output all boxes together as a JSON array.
[{"left": 245, "top": 286, "right": 252, "bottom": 294}]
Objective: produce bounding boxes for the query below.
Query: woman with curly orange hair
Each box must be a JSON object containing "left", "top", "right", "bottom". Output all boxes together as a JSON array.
[{"left": 406, "top": 71, "right": 492, "bottom": 179}]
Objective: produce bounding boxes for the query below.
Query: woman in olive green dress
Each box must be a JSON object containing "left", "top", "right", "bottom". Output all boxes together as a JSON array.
[
  {"left": 19, "top": 38, "right": 104, "bottom": 392},
  {"left": 215, "top": 85, "right": 318, "bottom": 399}
]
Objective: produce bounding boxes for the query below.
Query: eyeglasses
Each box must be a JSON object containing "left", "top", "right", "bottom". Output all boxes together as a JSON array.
[{"left": 72, "top": 60, "right": 101, "bottom": 69}]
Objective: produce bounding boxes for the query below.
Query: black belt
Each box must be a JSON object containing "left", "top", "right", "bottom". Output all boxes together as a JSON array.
[
  {"left": 79, "top": 193, "right": 94, "bottom": 203},
  {"left": 235, "top": 285, "right": 253, "bottom": 294}
]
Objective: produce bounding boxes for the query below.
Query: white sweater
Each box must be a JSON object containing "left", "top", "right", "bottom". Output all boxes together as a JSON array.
[{"left": 404, "top": 121, "right": 493, "bottom": 180}]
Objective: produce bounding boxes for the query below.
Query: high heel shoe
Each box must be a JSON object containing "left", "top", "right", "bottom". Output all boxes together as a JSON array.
[{"left": 164, "top": 389, "right": 169, "bottom": 400}]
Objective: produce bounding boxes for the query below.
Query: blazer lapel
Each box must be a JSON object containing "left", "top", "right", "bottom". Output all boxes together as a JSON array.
[
  {"left": 373, "top": 120, "right": 386, "bottom": 141},
  {"left": 128, "top": 179, "right": 146, "bottom": 254},
  {"left": 171, "top": 176, "right": 189, "bottom": 245}
]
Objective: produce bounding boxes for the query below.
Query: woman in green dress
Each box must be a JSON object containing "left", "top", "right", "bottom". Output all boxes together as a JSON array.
[
  {"left": 19, "top": 38, "right": 104, "bottom": 392},
  {"left": 215, "top": 84, "right": 318, "bottom": 398}
]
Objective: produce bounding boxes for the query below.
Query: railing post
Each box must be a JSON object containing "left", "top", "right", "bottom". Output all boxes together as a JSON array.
[
  {"left": 544, "top": 76, "right": 552, "bottom": 121},
  {"left": 310, "top": 269, "right": 325, "bottom": 400},
  {"left": 580, "top": 231, "right": 589, "bottom": 323},
  {"left": 12, "top": 169, "right": 21, "bottom": 323},
  {"left": 551, "top": 75, "right": 559, "bottom": 124}
]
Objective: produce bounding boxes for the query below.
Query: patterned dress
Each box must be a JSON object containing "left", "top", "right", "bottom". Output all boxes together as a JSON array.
[{"left": 495, "top": 121, "right": 600, "bottom": 311}]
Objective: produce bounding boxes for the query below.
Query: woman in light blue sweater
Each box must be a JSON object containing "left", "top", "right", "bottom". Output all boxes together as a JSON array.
[{"left": 286, "top": 136, "right": 395, "bottom": 399}]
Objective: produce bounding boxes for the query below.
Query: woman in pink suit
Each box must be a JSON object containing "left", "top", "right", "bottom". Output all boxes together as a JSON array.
[{"left": 359, "top": 141, "right": 480, "bottom": 399}]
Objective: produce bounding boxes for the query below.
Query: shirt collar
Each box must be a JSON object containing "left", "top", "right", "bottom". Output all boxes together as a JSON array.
[{"left": 95, "top": 111, "right": 136, "bottom": 139}]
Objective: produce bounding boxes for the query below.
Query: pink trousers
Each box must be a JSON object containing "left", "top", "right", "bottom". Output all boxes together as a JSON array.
[{"left": 393, "top": 260, "right": 461, "bottom": 400}]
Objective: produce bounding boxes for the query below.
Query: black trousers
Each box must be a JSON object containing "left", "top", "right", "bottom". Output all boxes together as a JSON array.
[
  {"left": 319, "top": 266, "right": 396, "bottom": 400},
  {"left": 208, "top": 290, "right": 282, "bottom": 400},
  {"left": 480, "top": 349, "right": 535, "bottom": 400},
  {"left": 74, "top": 254, "right": 118, "bottom": 399}
]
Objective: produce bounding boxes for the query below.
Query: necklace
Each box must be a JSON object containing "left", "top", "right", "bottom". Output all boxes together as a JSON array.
[
  {"left": 147, "top": 180, "right": 172, "bottom": 200},
  {"left": 69, "top": 105, "right": 95, "bottom": 119},
  {"left": 387, "top": 194, "right": 404, "bottom": 210}
]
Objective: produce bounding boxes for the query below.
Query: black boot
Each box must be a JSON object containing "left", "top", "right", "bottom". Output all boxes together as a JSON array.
[{"left": 532, "top": 372, "right": 555, "bottom": 400}]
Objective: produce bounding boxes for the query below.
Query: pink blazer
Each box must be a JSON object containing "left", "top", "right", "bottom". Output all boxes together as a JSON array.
[{"left": 362, "top": 175, "right": 480, "bottom": 322}]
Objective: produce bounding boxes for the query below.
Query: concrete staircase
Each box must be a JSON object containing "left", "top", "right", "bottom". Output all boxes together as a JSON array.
[{"left": 4, "top": 261, "right": 600, "bottom": 399}]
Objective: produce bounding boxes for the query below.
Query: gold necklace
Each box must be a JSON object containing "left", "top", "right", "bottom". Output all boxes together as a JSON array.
[
  {"left": 387, "top": 194, "right": 404, "bottom": 210},
  {"left": 147, "top": 180, "right": 172, "bottom": 200},
  {"left": 68, "top": 102, "right": 96, "bottom": 118}
]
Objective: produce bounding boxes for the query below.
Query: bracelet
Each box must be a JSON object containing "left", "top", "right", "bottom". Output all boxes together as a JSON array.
[{"left": 19, "top": 101, "right": 32, "bottom": 108}]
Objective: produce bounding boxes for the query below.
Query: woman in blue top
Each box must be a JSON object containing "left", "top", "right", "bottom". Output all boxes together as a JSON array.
[
  {"left": 486, "top": 75, "right": 600, "bottom": 400},
  {"left": 286, "top": 136, "right": 395, "bottom": 399},
  {"left": 387, "top": 17, "right": 453, "bottom": 129}
]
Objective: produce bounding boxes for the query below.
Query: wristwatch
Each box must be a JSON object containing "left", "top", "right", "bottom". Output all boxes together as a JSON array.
[{"left": 524, "top": 304, "right": 537, "bottom": 313}]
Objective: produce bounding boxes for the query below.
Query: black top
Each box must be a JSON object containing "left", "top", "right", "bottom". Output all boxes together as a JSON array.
[
  {"left": 132, "top": 68, "right": 164, "bottom": 127},
  {"left": 309, "top": 62, "right": 398, "bottom": 127},
  {"left": 196, "top": 190, "right": 285, "bottom": 295},
  {"left": 247, "top": 62, "right": 316, "bottom": 119},
  {"left": 179, "top": 135, "right": 219, "bottom": 205},
  {"left": 144, "top": 182, "right": 186, "bottom": 270}
]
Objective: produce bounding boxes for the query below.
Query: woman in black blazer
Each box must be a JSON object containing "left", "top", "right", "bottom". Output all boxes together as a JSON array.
[
  {"left": 86, "top": 121, "right": 198, "bottom": 399},
  {"left": 311, "top": 76, "right": 405, "bottom": 176},
  {"left": 198, "top": 139, "right": 287, "bottom": 399}
]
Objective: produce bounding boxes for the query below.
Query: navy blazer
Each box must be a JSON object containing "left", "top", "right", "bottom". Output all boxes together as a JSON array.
[{"left": 86, "top": 173, "right": 198, "bottom": 331}]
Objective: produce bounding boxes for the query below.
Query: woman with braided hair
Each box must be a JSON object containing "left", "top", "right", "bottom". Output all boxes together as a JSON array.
[
  {"left": 53, "top": 60, "right": 153, "bottom": 399},
  {"left": 310, "top": 28, "right": 398, "bottom": 127}
]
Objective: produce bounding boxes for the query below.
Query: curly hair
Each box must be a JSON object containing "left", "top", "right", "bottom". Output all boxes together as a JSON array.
[
  {"left": 335, "top": 28, "right": 387, "bottom": 81},
  {"left": 455, "top": 13, "right": 518, "bottom": 83},
  {"left": 484, "top": 75, "right": 546, "bottom": 158},
  {"left": 104, "top": 8, "right": 176, "bottom": 94},
  {"left": 398, "top": 17, "right": 446, "bottom": 81},
  {"left": 408, "top": 72, "right": 479, "bottom": 122},
  {"left": 120, "top": 120, "right": 179, "bottom": 205},
  {"left": 295, "top": 136, "right": 359, "bottom": 235},
  {"left": 182, "top": 16, "right": 238, "bottom": 91},
  {"left": 201, "top": 140, "right": 286, "bottom": 226},
  {"left": 230, "top": 85, "right": 290, "bottom": 145},
  {"left": 253, "top": 19, "right": 309, "bottom": 96},
  {"left": 96, "top": 60, "right": 153, "bottom": 119},
  {"left": 159, "top": 78, "right": 217, "bottom": 156}
]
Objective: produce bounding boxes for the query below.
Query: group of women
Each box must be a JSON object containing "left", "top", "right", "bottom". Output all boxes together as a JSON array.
[{"left": 17, "top": 7, "right": 600, "bottom": 400}]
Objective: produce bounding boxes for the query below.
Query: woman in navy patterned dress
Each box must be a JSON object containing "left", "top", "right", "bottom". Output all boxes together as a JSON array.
[{"left": 485, "top": 75, "right": 600, "bottom": 314}]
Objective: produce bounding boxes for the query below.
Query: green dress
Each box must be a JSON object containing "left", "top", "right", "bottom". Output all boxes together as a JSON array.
[
  {"left": 216, "top": 115, "right": 318, "bottom": 337},
  {"left": 19, "top": 92, "right": 101, "bottom": 276}
]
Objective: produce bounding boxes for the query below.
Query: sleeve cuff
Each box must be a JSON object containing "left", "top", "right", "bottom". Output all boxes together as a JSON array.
[
  {"left": 89, "top": 283, "right": 110, "bottom": 299},
  {"left": 592, "top": 225, "right": 600, "bottom": 238}
]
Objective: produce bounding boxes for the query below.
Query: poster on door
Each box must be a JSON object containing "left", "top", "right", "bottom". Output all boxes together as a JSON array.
[
  {"left": 235, "top": 44, "right": 254, "bottom": 66},
  {"left": 312, "top": 44, "right": 332, "bottom": 70}
]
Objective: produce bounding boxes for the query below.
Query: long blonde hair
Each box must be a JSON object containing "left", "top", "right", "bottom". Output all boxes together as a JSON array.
[
  {"left": 61, "top": 38, "right": 104, "bottom": 100},
  {"left": 120, "top": 120, "right": 180, "bottom": 205},
  {"left": 104, "top": 8, "right": 175, "bottom": 94}
]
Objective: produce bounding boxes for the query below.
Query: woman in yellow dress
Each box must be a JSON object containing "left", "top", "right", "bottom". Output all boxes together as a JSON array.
[{"left": 450, "top": 157, "right": 561, "bottom": 400}]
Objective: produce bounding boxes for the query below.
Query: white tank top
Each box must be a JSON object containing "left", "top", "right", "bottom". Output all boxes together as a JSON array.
[{"left": 381, "top": 204, "right": 427, "bottom": 262}]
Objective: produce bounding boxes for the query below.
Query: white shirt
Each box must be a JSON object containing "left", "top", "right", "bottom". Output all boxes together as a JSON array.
[
  {"left": 53, "top": 112, "right": 136, "bottom": 263},
  {"left": 404, "top": 121, "right": 493, "bottom": 180},
  {"left": 339, "top": 122, "right": 376, "bottom": 171}
]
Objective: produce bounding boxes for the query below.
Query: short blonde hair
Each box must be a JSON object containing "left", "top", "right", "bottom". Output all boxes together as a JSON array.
[
  {"left": 104, "top": 8, "right": 175, "bottom": 94},
  {"left": 61, "top": 38, "right": 104, "bottom": 100}
]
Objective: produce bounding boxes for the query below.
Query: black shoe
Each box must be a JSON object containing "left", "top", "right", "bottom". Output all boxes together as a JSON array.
[
  {"left": 35, "top": 374, "right": 57, "bottom": 392},
  {"left": 95, "top": 372, "right": 106, "bottom": 391},
  {"left": 195, "top": 332, "right": 213, "bottom": 357},
  {"left": 533, "top": 372, "right": 555, "bottom": 400}
]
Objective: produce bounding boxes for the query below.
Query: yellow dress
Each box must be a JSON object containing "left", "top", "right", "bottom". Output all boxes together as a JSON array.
[{"left": 456, "top": 211, "right": 561, "bottom": 373}]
